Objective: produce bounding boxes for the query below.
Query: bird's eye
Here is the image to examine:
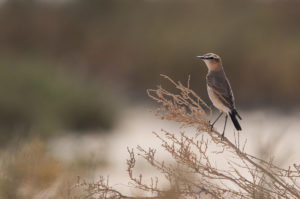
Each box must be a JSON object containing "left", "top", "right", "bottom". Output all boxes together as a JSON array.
[{"left": 209, "top": 57, "right": 214, "bottom": 59}]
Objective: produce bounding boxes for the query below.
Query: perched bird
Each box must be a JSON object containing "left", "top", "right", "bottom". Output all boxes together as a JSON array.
[{"left": 196, "top": 53, "right": 242, "bottom": 138}]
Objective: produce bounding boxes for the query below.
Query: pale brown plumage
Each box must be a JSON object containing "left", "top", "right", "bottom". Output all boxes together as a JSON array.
[
  {"left": 206, "top": 70, "right": 235, "bottom": 111},
  {"left": 196, "top": 53, "right": 242, "bottom": 137}
]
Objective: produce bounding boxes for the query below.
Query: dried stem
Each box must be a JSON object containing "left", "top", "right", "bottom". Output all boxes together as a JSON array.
[{"left": 75, "top": 75, "right": 300, "bottom": 199}]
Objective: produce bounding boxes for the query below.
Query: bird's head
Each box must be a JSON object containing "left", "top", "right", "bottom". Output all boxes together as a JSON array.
[{"left": 196, "top": 53, "right": 222, "bottom": 71}]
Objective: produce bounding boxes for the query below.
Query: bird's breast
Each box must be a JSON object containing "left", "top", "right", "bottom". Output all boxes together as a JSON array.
[{"left": 207, "top": 86, "right": 229, "bottom": 114}]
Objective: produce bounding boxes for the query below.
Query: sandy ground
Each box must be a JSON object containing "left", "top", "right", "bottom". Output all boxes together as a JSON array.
[{"left": 50, "top": 106, "right": 300, "bottom": 195}]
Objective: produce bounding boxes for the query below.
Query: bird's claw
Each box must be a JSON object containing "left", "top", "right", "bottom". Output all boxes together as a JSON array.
[
  {"left": 209, "top": 121, "right": 225, "bottom": 141},
  {"left": 209, "top": 121, "right": 213, "bottom": 131},
  {"left": 221, "top": 133, "right": 225, "bottom": 141}
]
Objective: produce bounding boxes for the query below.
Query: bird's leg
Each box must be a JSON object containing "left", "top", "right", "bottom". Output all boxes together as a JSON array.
[
  {"left": 210, "top": 112, "right": 223, "bottom": 130},
  {"left": 221, "top": 115, "right": 228, "bottom": 140}
]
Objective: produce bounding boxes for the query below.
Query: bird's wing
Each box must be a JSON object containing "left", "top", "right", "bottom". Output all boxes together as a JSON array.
[{"left": 207, "top": 71, "right": 235, "bottom": 110}]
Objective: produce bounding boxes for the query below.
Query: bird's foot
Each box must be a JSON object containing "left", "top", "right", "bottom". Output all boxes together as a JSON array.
[
  {"left": 209, "top": 121, "right": 214, "bottom": 131},
  {"left": 221, "top": 132, "right": 225, "bottom": 141}
]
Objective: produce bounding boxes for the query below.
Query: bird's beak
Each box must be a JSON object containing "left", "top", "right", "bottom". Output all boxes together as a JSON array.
[{"left": 196, "top": 56, "right": 205, "bottom": 59}]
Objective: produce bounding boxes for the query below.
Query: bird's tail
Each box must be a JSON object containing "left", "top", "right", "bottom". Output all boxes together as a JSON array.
[{"left": 229, "top": 109, "right": 242, "bottom": 131}]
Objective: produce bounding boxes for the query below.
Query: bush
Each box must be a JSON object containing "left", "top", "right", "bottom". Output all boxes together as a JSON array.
[
  {"left": 75, "top": 75, "right": 300, "bottom": 199},
  {"left": 0, "top": 138, "right": 106, "bottom": 199}
]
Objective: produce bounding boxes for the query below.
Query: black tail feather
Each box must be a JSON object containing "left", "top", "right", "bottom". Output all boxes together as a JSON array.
[{"left": 229, "top": 111, "right": 242, "bottom": 131}]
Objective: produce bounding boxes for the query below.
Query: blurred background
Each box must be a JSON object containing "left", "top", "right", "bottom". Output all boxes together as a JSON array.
[{"left": 0, "top": 0, "right": 300, "bottom": 198}]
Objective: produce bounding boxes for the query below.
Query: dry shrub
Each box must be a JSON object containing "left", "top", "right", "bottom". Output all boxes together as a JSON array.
[
  {"left": 0, "top": 139, "right": 62, "bottom": 199},
  {"left": 75, "top": 75, "right": 300, "bottom": 199},
  {"left": 0, "top": 138, "right": 104, "bottom": 199}
]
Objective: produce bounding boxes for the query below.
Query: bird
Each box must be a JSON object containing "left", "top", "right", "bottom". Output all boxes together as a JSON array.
[{"left": 196, "top": 53, "right": 242, "bottom": 139}]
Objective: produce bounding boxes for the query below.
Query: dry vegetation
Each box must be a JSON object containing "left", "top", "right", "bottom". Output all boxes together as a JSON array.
[
  {"left": 0, "top": 138, "right": 107, "bottom": 199},
  {"left": 75, "top": 75, "right": 300, "bottom": 199}
]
